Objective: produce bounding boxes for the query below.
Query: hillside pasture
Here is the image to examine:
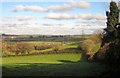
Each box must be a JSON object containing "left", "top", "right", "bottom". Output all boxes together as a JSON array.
[{"left": 2, "top": 54, "right": 107, "bottom": 77}]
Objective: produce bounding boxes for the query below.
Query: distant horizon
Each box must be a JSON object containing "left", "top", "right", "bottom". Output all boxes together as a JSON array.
[
  {"left": 1, "top": 28, "right": 104, "bottom": 35},
  {"left": 1, "top": 31, "right": 98, "bottom": 35}
]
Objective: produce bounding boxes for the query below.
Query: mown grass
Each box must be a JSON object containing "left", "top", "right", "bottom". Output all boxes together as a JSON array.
[
  {"left": 2, "top": 54, "right": 81, "bottom": 64},
  {"left": 2, "top": 54, "right": 107, "bottom": 77}
]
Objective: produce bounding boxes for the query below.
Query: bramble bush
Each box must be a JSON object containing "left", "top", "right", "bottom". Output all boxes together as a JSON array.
[
  {"left": 52, "top": 46, "right": 60, "bottom": 53},
  {"left": 2, "top": 41, "right": 8, "bottom": 53},
  {"left": 79, "top": 40, "right": 95, "bottom": 59},
  {"left": 34, "top": 44, "right": 53, "bottom": 50},
  {"left": 78, "top": 31, "right": 103, "bottom": 60},
  {"left": 34, "top": 43, "right": 61, "bottom": 51},
  {"left": 89, "top": 30, "right": 103, "bottom": 44},
  {"left": 13, "top": 42, "right": 34, "bottom": 55}
]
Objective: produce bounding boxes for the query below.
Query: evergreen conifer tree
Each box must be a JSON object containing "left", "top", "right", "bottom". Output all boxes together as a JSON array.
[{"left": 105, "top": 2, "right": 119, "bottom": 33}]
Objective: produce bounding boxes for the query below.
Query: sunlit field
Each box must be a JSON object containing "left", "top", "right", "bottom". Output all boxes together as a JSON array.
[
  {"left": 1, "top": 35, "right": 104, "bottom": 77},
  {"left": 1, "top": 0, "right": 120, "bottom": 77},
  {"left": 2, "top": 54, "right": 106, "bottom": 76}
]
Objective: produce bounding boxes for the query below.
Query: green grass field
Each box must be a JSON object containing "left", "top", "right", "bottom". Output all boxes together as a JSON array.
[
  {"left": 2, "top": 54, "right": 107, "bottom": 77},
  {"left": 1, "top": 35, "right": 105, "bottom": 77}
]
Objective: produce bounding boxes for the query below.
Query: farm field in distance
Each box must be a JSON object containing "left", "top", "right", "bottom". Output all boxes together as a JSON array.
[{"left": 2, "top": 35, "right": 85, "bottom": 56}]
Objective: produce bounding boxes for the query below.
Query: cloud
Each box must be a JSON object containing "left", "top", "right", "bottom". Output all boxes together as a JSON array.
[
  {"left": 11, "top": 5, "right": 48, "bottom": 12},
  {"left": 77, "top": 14, "right": 106, "bottom": 20},
  {"left": 1, "top": 22, "right": 31, "bottom": 27},
  {"left": 42, "top": 23, "right": 63, "bottom": 26},
  {"left": 71, "top": 1, "right": 91, "bottom": 9},
  {"left": 77, "top": 14, "right": 93, "bottom": 20},
  {"left": 94, "top": 14, "right": 107, "bottom": 20},
  {"left": 45, "top": 13, "right": 106, "bottom": 20},
  {"left": 1, "top": 16, "right": 36, "bottom": 27},
  {"left": 0, "top": 20, "right": 105, "bottom": 35},
  {"left": 48, "top": 4, "right": 73, "bottom": 11},
  {"left": 11, "top": 1, "right": 91, "bottom": 13},
  {"left": 16, "top": 16, "right": 38, "bottom": 21},
  {"left": 45, "top": 13, "right": 75, "bottom": 20},
  {"left": 2, "top": 16, "right": 38, "bottom": 21}
]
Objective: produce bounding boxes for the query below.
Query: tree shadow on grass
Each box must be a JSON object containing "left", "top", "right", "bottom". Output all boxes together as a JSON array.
[
  {"left": 2, "top": 53, "right": 106, "bottom": 77},
  {"left": 2, "top": 54, "right": 107, "bottom": 77},
  {"left": 65, "top": 48, "right": 80, "bottom": 50},
  {"left": 57, "top": 60, "right": 76, "bottom": 63}
]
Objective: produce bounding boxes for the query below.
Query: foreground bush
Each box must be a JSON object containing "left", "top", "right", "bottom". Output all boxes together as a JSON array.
[
  {"left": 78, "top": 31, "right": 102, "bottom": 60},
  {"left": 105, "top": 40, "right": 120, "bottom": 64},
  {"left": 79, "top": 40, "right": 95, "bottom": 59},
  {"left": 89, "top": 30, "right": 103, "bottom": 44},
  {"left": 93, "top": 43, "right": 109, "bottom": 61}
]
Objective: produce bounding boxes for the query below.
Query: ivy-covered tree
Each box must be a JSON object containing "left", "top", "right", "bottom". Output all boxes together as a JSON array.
[
  {"left": 105, "top": 1, "right": 119, "bottom": 33},
  {"left": 100, "top": 1, "right": 119, "bottom": 47},
  {"left": 93, "top": 1, "right": 120, "bottom": 62}
]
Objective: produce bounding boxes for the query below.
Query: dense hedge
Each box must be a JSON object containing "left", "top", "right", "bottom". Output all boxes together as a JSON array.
[
  {"left": 2, "top": 49, "right": 81, "bottom": 57},
  {"left": 77, "top": 32, "right": 102, "bottom": 60},
  {"left": 2, "top": 41, "right": 81, "bottom": 57}
]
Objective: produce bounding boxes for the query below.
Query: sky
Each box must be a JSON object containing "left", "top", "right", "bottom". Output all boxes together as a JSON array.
[{"left": 0, "top": 0, "right": 112, "bottom": 35}]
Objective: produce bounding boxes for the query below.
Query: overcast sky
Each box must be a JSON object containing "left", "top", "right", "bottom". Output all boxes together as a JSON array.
[{"left": 0, "top": 0, "right": 109, "bottom": 35}]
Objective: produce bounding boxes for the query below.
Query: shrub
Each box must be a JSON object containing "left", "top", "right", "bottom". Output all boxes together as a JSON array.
[
  {"left": 13, "top": 42, "right": 33, "bottom": 55},
  {"left": 52, "top": 46, "right": 60, "bottom": 53},
  {"left": 93, "top": 43, "right": 109, "bottom": 61},
  {"left": 60, "top": 49, "right": 80, "bottom": 54},
  {"left": 89, "top": 30, "right": 103, "bottom": 44},
  {"left": 78, "top": 31, "right": 103, "bottom": 60},
  {"left": 81, "top": 40, "right": 95, "bottom": 55},
  {"left": 2, "top": 41, "right": 8, "bottom": 53},
  {"left": 34, "top": 44, "right": 54, "bottom": 50},
  {"left": 105, "top": 40, "right": 120, "bottom": 64}
]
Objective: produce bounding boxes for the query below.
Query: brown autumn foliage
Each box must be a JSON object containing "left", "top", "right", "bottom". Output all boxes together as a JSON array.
[
  {"left": 12, "top": 42, "right": 34, "bottom": 55},
  {"left": 2, "top": 41, "right": 8, "bottom": 53},
  {"left": 52, "top": 46, "right": 60, "bottom": 53},
  {"left": 34, "top": 44, "right": 53, "bottom": 50}
]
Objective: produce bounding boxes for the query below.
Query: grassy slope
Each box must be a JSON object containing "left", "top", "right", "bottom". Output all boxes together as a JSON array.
[
  {"left": 2, "top": 54, "right": 107, "bottom": 76},
  {"left": 2, "top": 54, "right": 80, "bottom": 64},
  {"left": 2, "top": 36, "right": 105, "bottom": 76}
]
